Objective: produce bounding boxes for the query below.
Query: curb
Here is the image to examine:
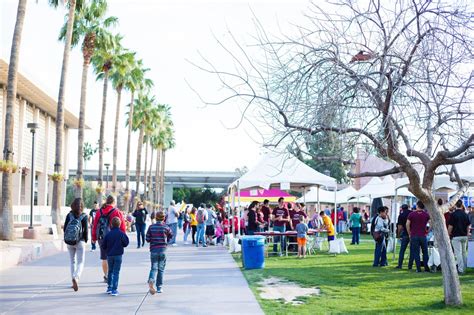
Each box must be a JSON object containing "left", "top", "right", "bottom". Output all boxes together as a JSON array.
[{"left": 0, "top": 239, "right": 66, "bottom": 272}]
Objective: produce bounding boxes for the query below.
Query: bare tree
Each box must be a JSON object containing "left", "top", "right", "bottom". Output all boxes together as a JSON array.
[{"left": 196, "top": 0, "right": 474, "bottom": 306}]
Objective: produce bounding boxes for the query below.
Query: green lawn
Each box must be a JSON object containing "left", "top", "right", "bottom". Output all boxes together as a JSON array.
[{"left": 235, "top": 234, "right": 474, "bottom": 315}]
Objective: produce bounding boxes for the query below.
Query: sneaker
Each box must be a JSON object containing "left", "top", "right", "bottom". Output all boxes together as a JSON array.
[
  {"left": 137, "top": 246, "right": 141, "bottom": 249},
  {"left": 171, "top": 243, "right": 178, "bottom": 247},
  {"left": 72, "top": 278, "right": 78, "bottom": 292},
  {"left": 203, "top": 244, "right": 208, "bottom": 247},
  {"left": 103, "top": 276, "right": 108, "bottom": 283},
  {"left": 106, "top": 289, "right": 113, "bottom": 294},
  {"left": 148, "top": 281, "right": 156, "bottom": 295},
  {"left": 111, "top": 290, "right": 119, "bottom": 296},
  {"left": 157, "top": 287, "right": 163, "bottom": 293}
]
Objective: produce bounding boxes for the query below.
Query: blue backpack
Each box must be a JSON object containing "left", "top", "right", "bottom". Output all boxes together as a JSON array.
[{"left": 96, "top": 208, "right": 116, "bottom": 241}]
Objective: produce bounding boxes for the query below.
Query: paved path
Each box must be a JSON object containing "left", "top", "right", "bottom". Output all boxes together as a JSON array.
[{"left": 0, "top": 231, "right": 263, "bottom": 315}]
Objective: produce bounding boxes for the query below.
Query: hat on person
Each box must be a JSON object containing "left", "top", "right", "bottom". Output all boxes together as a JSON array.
[
  {"left": 401, "top": 204, "right": 409, "bottom": 210},
  {"left": 156, "top": 211, "right": 165, "bottom": 221}
]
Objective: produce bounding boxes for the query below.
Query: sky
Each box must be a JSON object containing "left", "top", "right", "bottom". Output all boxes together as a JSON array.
[{"left": 1, "top": 0, "right": 311, "bottom": 172}]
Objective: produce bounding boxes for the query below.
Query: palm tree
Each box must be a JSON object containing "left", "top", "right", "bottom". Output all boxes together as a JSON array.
[
  {"left": 50, "top": 0, "right": 80, "bottom": 233},
  {"left": 59, "top": 0, "right": 117, "bottom": 198},
  {"left": 159, "top": 121, "right": 175, "bottom": 206},
  {"left": 123, "top": 60, "right": 153, "bottom": 212},
  {"left": 109, "top": 50, "right": 135, "bottom": 194},
  {"left": 1, "top": 0, "right": 27, "bottom": 241},
  {"left": 131, "top": 94, "right": 156, "bottom": 208},
  {"left": 91, "top": 33, "right": 122, "bottom": 202}
]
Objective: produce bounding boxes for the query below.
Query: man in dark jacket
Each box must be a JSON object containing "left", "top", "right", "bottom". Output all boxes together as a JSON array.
[
  {"left": 102, "top": 217, "right": 129, "bottom": 296},
  {"left": 448, "top": 200, "right": 471, "bottom": 274},
  {"left": 396, "top": 204, "right": 412, "bottom": 269}
]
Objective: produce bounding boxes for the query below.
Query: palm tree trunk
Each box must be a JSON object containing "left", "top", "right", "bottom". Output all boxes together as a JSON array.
[
  {"left": 143, "top": 140, "right": 149, "bottom": 201},
  {"left": 1, "top": 0, "right": 27, "bottom": 241},
  {"left": 97, "top": 70, "right": 109, "bottom": 203},
  {"left": 112, "top": 87, "right": 122, "bottom": 194},
  {"left": 160, "top": 149, "right": 166, "bottom": 206},
  {"left": 134, "top": 126, "right": 144, "bottom": 208},
  {"left": 147, "top": 147, "right": 154, "bottom": 201},
  {"left": 124, "top": 92, "right": 134, "bottom": 212},
  {"left": 75, "top": 56, "right": 90, "bottom": 198},
  {"left": 52, "top": 0, "right": 76, "bottom": 233},
  {"left": 154, "top": 148, "right": 161, "bottom": 210}
]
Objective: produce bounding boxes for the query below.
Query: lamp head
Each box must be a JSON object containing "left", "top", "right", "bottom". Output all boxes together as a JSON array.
[{"left": 27, "top": 123, "right": 39, "bottom": 132}]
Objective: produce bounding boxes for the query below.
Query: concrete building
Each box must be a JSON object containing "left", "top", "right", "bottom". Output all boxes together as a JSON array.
[{"left": 0, "top": 59, "right": 79, "bottom": 225}]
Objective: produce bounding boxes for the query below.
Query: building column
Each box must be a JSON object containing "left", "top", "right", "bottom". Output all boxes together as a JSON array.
[
  {"left": 164, "top": 183, "right": 173, "bottom": 208},
  {"left": 12, "top": 99, "right": 26, "bottom": 206}
]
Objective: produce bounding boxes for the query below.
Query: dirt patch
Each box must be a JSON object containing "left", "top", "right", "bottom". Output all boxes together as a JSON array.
[{"left": 257, "top": 277, "right": 320, "bottom": 305}]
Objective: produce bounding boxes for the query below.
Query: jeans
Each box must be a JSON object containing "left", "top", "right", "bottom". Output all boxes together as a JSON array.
[
  {"left": 247, "top": 229, "right": 255, "bottom": 235},
  {"left": 273, "top": 225, "right": 286, "bottom": 254},
  {"left": 67, "top": 241, "right": 86, "bottom": 280},
  {"left": 183, "top": 222, "right": 191, "bottom": 242},
  {"left": 409, "top": 236, "right": 429, "bottom": 271},
  {"left": 168, "top": 223, "right": 178, "bottom": 245},
  {"left": 452, "top": 236, "right": 468, "bottom": 273},
  {"left": 373, "top": 237, "right": 387, "bottom": 266},
  {"left": 351, "top": 227, "right": 360, "bottom": 244},
  {"left": 136, "top": 223, "right": 146, "bottom": 248},
  {"left": 337, "top": 221, "right": 346, "bottom": 233},
  {"left": 148, "top": 251, "right": 167, "bottom": 288},
  {"left": 397, "top": 235, "right": 410, "bottom": 268},
  {"left": 196, "top": 223, "right": 206, "bottom": 246},
  {"left": 178, "top": 218, "right": 183, "bottom": 230},
  {"left": 107, "top": 255, "right": 123, "bottom": 291}
]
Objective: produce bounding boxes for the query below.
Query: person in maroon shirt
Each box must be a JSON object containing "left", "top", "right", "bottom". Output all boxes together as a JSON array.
[
  {"left": 272, "top": 197, "right": 289, "bottom": 256},
  {"left": 406, "top": 201, "right": 431, "bottom": 272},
  {"left": 260, "top": 199, "right": 271, "bottom": 231},
  {"left": 291, "top": 204, "right": 308, "bottom": 229}
]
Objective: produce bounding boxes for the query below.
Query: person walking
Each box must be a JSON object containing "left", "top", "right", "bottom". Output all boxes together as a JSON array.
[
  {"left": 166, "top": 200, "right": 179, "bottom": 246},
  {"left": 102, "top": 217, "right": 130, "bottom": 296},
  {"left": 406, "top": 201, "right": 430, "bottom": 272},
  {"left": 183, "top": 206, "right": 191, "bottom": 244},
  {"left": 196, "top": 205, "right": 208, "bottom": 247},
  {"left": 88, "top": 201, "right": 99, "bottom": 251},
  {"left": 133, "top": 202, "right": 148, "bottom": 249},
  {"left": 349, "top": 207, "right": 362, "bottom": 245},
  {"left": 190, "top": 207, "right": 198, "bottom": 244},
  {"left": 396, "top": 204, "right": 412, "bottom": 269},
  {"left": 272, "top": 197, "right": 290, "bottom": 256},
  {"left": 92, "top": 195, "right": 127, "bottom": 283},
  {"left": 205, "top": 204, "right": 217, "bottom": 245},
  {"left": 63, "top": 198, "right": 88, "bottom": 291},
  {"left": 146, "top": 211, "right": 173, "bottom": 294},
  {"left": 448, "top": 200, "right": 471, "bottom": 274},
  {"left": 373, "top": 206, "right": 390, "bottom": 267}
]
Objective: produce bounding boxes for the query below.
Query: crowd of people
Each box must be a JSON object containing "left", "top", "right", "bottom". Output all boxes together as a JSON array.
[{"left": 62, "top": 194, "right": 473, "bottom": 296}]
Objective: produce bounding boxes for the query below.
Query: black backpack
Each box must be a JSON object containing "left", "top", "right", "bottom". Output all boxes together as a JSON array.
[
  {"left": 96, "top": 208, "right": 116, "bottom": 241},
  {"left": 370, "top": 215, "right": 378, "bottom": 237},
  {"left": 64, "top": 213, "right": 86, "bottom": 245}
]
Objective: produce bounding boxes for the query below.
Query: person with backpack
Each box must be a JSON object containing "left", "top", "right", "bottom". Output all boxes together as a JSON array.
[
  {"left": 63, "top": 198, "right": 88, "bottom": 292},
  {"left": 372, "top": 206, "right": 390, "bottom": 267},
  {"left": 196, "top": 204, "right": 208, "bottom": 247},
  {"left": 92, "top": 195, "right": 126, "bottom": 283}
]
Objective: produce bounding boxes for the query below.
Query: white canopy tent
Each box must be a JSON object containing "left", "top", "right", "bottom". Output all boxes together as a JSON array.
[
  {"left": 297, "top": 186, "right": 371, "bottom": 204},
  {"left": 228, "top": 152, "right": 338, "bottom": 235}
]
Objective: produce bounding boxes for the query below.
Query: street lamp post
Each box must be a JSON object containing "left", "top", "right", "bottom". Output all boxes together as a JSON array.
[
  {"left": 104, "top": 163, "right": 110, "bottom": 194},
  {"left": 23, "top": 122, "right": 39, "bottom": 239}
]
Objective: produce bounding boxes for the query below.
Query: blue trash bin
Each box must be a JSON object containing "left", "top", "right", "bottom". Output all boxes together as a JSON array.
[{"left": 242, "top": 235, "right": 265, "bottom": 269}]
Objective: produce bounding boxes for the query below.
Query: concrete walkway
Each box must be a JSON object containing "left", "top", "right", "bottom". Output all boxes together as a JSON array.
[{"left": 0, "top": 231, "right": 263, "bottom": 315}]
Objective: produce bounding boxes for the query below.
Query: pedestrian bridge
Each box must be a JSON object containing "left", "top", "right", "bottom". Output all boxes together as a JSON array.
[{"left": 69, "top": 169, "right": 238, "bottom": 189}]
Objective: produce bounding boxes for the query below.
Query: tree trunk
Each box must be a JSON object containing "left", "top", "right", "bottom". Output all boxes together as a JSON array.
[
  {"left": 147, "top": 147, "right": 154, "bottom": 201},
  {"left": 97, "top": 70, "right": 109, "bottom": 203},
  {"left": 75, "top": 56, "right": 90, "bottom": 198},
  {"left": 134, "top": 127, "right": 144, "bottom": 208},
  {"left": 112, "top": 87, "right": 122, "bottom": 194},
  {"left": 124, "top": 92, "right": 134, "bottom": 212},
  {"left": 143, "top": 140, "right": 149, "bottom": 201},
  {"left": 155, "top": 148, "right": 161, "bottom": 210},
  {"left": 425, "top": 198, "right": 463, "bottom": 305},
  {"left": 1, "top": 0, "right": 27, "bottom": 241},
  {"left": 160, "top": 149, "right": 166, "bottom": 206},
  {"left": 52, "top": 0, "right": 76, "bottom": 233}
]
